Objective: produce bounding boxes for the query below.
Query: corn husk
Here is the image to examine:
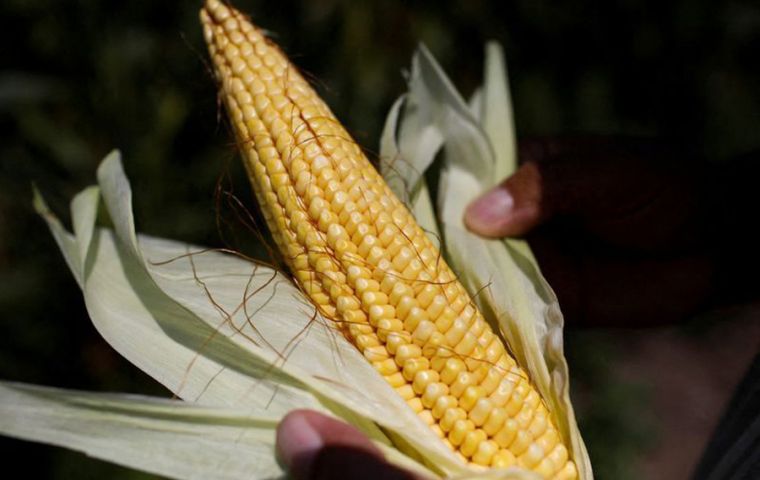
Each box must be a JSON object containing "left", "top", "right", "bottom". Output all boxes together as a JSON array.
[{"left": 0, "top": 44, "right": 591, "bottom": 480}]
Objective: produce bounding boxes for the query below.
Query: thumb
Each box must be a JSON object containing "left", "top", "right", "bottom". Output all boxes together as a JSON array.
[{"left": 463, "top": 162, "right": 545, "bottom": 238}]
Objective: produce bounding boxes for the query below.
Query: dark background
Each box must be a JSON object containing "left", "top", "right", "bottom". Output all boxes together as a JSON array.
[{"left": 1, "top": 1, "right": 759, "bottom": 478}]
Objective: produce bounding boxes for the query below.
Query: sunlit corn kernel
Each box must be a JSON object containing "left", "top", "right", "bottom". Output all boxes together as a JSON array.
[
  {"left": 460, "top": 429, "right": 487, "bottom": 458},
  {"left": 385, "top": 331, "right": 411, "bottom": 354},
  {"left": 450, "top": 371, "right": 476, "bottom": 398},
  {"left": 430, "top": 355, "right": 447, "bottom": 372},
  {"left": 535, "top": 458, "right": 556, "bottom": 478},
  {"left": 426, "top": 295, "right": 447, "bottom": 318},
  {"left": 345, "top": 264, "right": 366, "bottom": 283},
  {"left": 376, "top": 318, "right": 403, "bottom": 340},
  {"left": 421, "top": 382, "right": 449, "bottom": 409},
  {"left": 372, "top": 358, "right": 397, "bottom": 375},
  {"left": 510, "top": 430, "right": 532, "bottom": 456},
  {"left": 450, "top": 296, "right": 470, "bottom": 316},
  {"left": 432, "top": 395, "right": 457, "bottom": 419},
  {"left": 411, "top": 319, "right": 436, "bottom": 345},
  {"left": 453, "top": 331, "right": 479, "bottom": 357},
  {"left": 421, "top": 331, "right": 445, "bottom": 358},
  {"left": 363, "top": 345, "right": 389, "bottom": 362},
  {"left": 342, "top": 309, "right": 368, "bottom": 326},
  {"left": 483, "top": 407, "right": 508, "bottom": 436},
  {"left": 548, "top": 444, "right": 569, "bottom": 468},
  {"left": 444, "top": 317, "right": 470, "bottom": 345},
  {"left": 460, "top": 385, "right": 486, "bottom": 412},
  {"left": 413, "top": 369, "right": 440, "bottom": 395},
  {"left": 469, "top": 398, "right": 494, "bottom": 426},
  {"left": 385, "top": 372, "right": 406, "bottom": 388},
  {"left": 354, "top": 333, "right": 379, "bottom": 350},
  {"left": 554, "top": 462, "right": 579, "bottom": 480},
  {"left": 396, "top": 384, "right": 415, "bottom": 400},
  {"left": 405, "top": 307, "right": 428, "bottom": 331},
  {"left": 515, "top": 402, "right": 535, "bottom": 430},
  {"left": 505, "top": 381, "right": 528, "bottom": 416},
  {"left": 360, "top": 290, "right": 388, "bottom": 309},
  {"left": 524, "top": 389, "right": 540, "bottom": 410},
  {"left": 395, "top": 344, "right": 422, "bottom": 365},
  {"left": 407, "top": 397, "right": 424, "bottom": 413},
  {"left": 471, "top": 439, "right": 499, "bottom": 466},
  {"left": 391, "top": 247, "right": 414, "bottom": 272},
  {"left": 491, "top": 449, "right": 517, "bottom": 469},
  {"left": 400, "top": 257, "right": 422, "bottom": 278},
  {"left": 402, "top": 357, "right": 430, "bottom": 381},
  {"left": 389, "top": 283, "right": 413, "bottom": 305},
  {"left": 448, "top": 419, "right": 475, "bottom": 447},
  {"left": 440, "top": 407, "right": 467, "bottom": 433},
  {"left": 366, "top": 245, "right": 386, "bottom": 266},
  {"left": 464, "top": 345, "right": 487, "bottom": 371},
  {"left": 417, "top": 284, "right": 438, "bottom": 308},
  {"left": 528, "top": 409, "right": 549, "bottom": 439},
  {"left": 440, "top": 358, "right": 467, "bottom": 385},
  {"left": 368, "top": 304, "right": 395, "bottom": 325},
  {"left": 519, "top": 443, "right": 545, "bottom": 468},
  {"left": 537, "top": 428, "right": 560, "bottom": 454},
  {"left": 418, "top": 409, "right": 435, "bottom": 426},
  {"left": 434, "top": 308, "right": 456, "bottom": 332},
  {"left": 395, "top": 295, "right": 416, "bottom": 321},
  {"left": 347, "top": 322, "right": 373, "bottom": 338},
  {"left": 493, "top": 418, "right": 518, "bottom": 448},
  {"left": 480, "top": 366, "right": 503, "bottom": 395}
]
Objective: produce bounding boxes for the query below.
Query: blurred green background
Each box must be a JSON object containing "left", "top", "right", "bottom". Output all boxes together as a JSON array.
[{"left": 1, "top": 0, "right": 758, "bottom": 478}]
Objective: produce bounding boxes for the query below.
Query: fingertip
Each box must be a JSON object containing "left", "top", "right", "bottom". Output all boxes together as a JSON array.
[
  {"left": 464, "top": 162, "right": 545, "bottom": 238},
  {"left": 464, "top": 190, "right": 541, "bottom": 239},
  {"left": 276, "top": 410, "right": 389, "bottom": 479},
  {"left": 276, "top": 410, "right": 323, "bottom": 479},
  {"left": 463, "top": 185, "right": 515, "bottom": 237}
]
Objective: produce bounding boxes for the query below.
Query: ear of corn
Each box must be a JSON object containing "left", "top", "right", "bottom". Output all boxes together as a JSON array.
[{"left": 200, "top": 1, "right": 577, "bottom": 477}]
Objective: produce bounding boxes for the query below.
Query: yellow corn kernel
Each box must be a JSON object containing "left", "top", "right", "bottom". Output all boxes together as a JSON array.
[
  {"left": 472, "top": 439, "right": 499, "bottom": 466},
  {"left": 449, "top": 419, "right": 475, "bottom": 447},
  {"left": 555, "top": 462, "right": 579, "bottom": 480},
  {"left": 491, "top": 449, "right": 517, "bottom": 469}
]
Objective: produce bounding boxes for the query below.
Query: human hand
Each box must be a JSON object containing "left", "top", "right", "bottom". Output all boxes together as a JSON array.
[
  {"left": 464, "top": 136, "right": 759, "bottom": 327},
  {"left": 276, "top": 410, "right": 421, "bottom": 480}
]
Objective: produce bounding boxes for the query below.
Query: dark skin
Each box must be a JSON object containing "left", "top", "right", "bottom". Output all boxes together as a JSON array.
[
  {"left": 276, "top": 137, "right": 760, "bottom": 479},
  {"left": 467, "top": 136, "right": 719, "bottom": 327}
]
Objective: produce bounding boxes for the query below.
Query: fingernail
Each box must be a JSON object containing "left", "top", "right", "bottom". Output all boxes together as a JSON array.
[
  {"left": 276, "top": 413, "right": 323, "bottom": 477},
  {"left": 464, "top": 187, "right": 514, "bottom": 234}
]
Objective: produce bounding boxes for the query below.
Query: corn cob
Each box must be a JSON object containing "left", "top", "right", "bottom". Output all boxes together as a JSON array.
[{"left": 200, "top": 1, "right": 576, "bottom": 477}]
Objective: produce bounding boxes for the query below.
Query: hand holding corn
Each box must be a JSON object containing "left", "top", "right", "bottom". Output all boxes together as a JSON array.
[{"left": 466, "top": 136, "right": 760, "bottom": 327}]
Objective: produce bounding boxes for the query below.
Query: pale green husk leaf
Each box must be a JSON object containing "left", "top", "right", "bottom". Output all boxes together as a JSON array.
[
  {"left": 0, "top": 380, "right": 438, "bottom": 479},
  {"left": 19, "top": 152, "right": 452, "bottom": 478},
  {"left": 381, "top": 43, "right": 592, "bottom": 479},
  {"left": 0, "top": 381, "right": 283, "bottom": 480}
]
